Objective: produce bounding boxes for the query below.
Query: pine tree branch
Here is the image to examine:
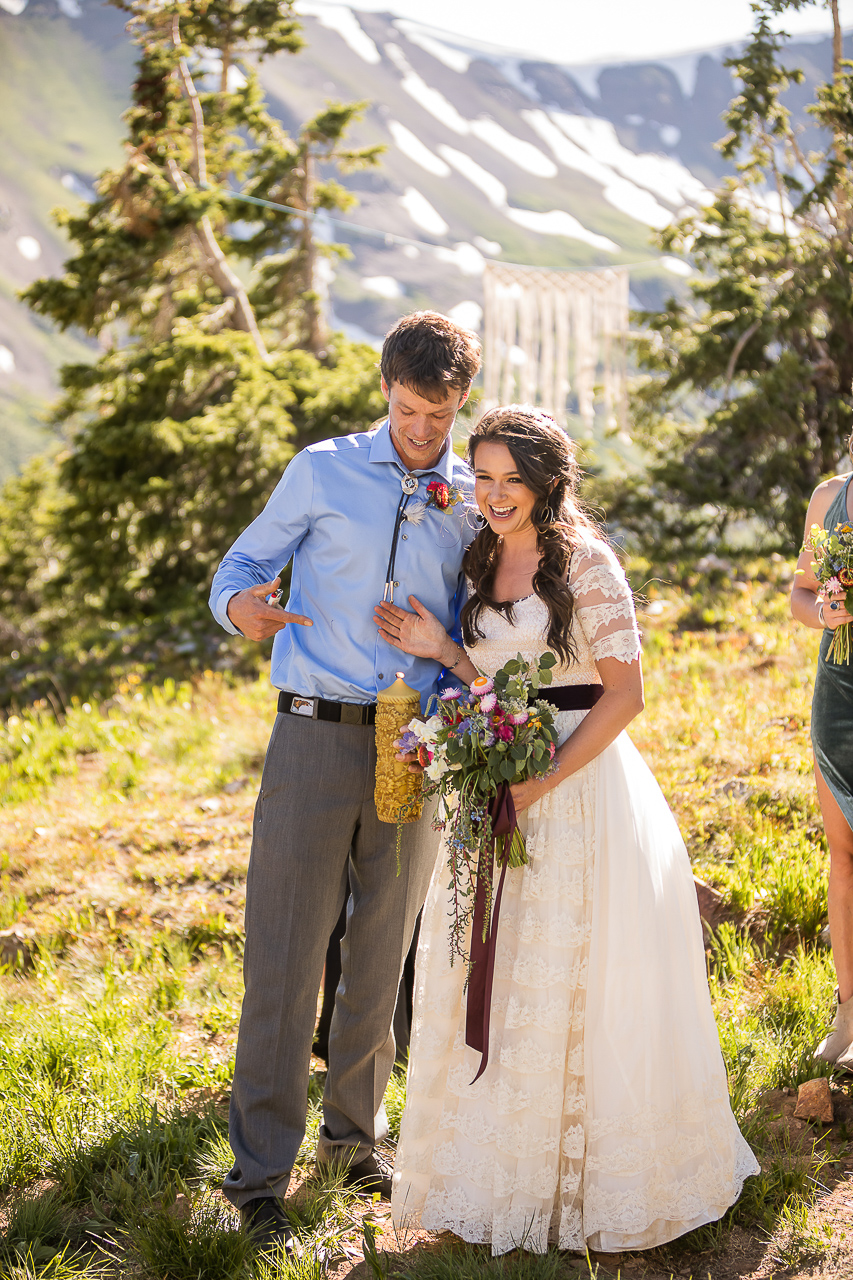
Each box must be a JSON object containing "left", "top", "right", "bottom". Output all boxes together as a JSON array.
[
  {"left": 170, "top": 15, "right": 268, "bottom": 362},
  {"left": 723, "top": 319, "right": 762, "bottom": 401}
]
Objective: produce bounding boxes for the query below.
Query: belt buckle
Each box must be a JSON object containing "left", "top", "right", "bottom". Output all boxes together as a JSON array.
[
  {"left": 290, "top": 696, "right": 318, "bottom": 719},
  {"left": 340, "top": 703, "right": 362, "bottom": 726}
]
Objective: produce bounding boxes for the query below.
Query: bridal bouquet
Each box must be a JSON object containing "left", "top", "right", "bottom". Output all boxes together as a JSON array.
[
  {"left": 398, "top": 652, "right": 559, "bottom": 961},
  {"left": 806, "top": 521, "right": 853, "bottom": 663}
]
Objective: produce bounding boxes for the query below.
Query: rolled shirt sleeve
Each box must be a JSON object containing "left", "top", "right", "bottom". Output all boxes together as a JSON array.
[{"left": 209, "top": 449, "right": 314, "bottom": 635}]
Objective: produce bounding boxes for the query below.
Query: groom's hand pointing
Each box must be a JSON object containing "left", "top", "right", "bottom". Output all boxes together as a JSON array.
[{"left": 227, "top": 577, "right": 313, "bottom": 641}]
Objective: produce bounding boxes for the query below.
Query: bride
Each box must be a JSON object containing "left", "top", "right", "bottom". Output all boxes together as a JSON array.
[{"left": 374, "top": 405, "right": 757, "bottom": 1255}]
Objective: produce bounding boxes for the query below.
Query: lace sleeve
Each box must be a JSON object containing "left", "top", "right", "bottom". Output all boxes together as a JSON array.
[{"left": 570, "top": 540, "right": 641, "bottom": 664}]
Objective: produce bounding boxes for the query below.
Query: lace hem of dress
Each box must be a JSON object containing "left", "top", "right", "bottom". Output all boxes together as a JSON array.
[{"left": 394, "top": 1122, "right": 758, "bottom": 1257}]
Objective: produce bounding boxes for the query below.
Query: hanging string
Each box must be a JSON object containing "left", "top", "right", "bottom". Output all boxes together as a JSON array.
[{"left": 206, "top": 182, "right": 657, "bottom": 269}]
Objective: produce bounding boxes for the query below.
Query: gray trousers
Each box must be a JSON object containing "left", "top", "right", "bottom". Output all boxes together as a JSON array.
[{"left": 223, "top": 711, "right": 439, "bottom": 1207}]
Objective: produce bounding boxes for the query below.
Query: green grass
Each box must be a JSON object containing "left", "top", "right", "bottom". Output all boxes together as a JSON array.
[{"left": 0, "top": 560, "right": 848, "bottom": 1276}]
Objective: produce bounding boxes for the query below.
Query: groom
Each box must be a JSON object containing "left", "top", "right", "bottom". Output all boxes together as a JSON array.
[{"left": 209, "top": 311, "right": 481, "bottom": 1251}]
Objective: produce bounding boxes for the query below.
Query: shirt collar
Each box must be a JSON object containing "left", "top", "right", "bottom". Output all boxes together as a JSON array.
[{"left": 368, "top": 419, "right": 459, "bottom": 483}]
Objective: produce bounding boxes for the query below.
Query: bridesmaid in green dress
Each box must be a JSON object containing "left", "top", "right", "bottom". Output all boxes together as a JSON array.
[{"left": 792, "top": 469, "right": 853, "bottom": 1067}]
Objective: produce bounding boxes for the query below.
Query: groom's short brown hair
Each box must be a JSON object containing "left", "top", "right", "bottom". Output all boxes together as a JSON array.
[{"left": 381, "top": 311, "right": 481, "bottom": 403}]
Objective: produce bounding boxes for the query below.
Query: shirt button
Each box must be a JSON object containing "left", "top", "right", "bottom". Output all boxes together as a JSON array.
[
  {"left": 393, "top": 581, "right": 399, "bottom": 587},
  {"left": 378, "top": 673, "right": 384, "bottom": 680},
  {"left": 402, "top": 534, "right": 408, "bottom": 540}
]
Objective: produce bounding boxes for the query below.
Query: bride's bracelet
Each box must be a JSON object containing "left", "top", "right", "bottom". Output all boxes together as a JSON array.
[
  {"left": 818, "top": 602, "right": 827, "bottom": 628},
  {"left": 445, "top": 644, "right": 464, "bottom": 672}
]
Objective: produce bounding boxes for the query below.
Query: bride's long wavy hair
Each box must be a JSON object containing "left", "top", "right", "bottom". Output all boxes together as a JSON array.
[{"left": 461, "top": 405, "right": 599, "bottom": 665}]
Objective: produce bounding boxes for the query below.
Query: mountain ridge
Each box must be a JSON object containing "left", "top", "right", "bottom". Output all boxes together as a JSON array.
[{"left": 0, "top": 0, "right": 849, "bottom": 475}]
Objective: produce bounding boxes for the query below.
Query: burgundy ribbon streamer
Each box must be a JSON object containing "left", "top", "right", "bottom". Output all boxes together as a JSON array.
[{"left": 465, "top": 782, "right": 518, "bottom": 1083}]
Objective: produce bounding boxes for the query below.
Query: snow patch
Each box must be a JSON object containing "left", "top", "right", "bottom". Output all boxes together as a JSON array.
[
  {"left": 16, "top": 236, "right": 41, "bottom": 261},
  {"left": 298, "top": 2, "right": 380, "bottom": 64},
  {"left": 660, "top": 124, "right": 681, "bottom": 148},
  {"left": 474, "top": 234, "right": 502, "bottom": 256},
  {"left": 661, "top": 255, "right": 693, "bottom": 276},
  {"left": 395, "top": 20, "right": 471, "bottom": 72},
  {"left": 399, "top": 187, "right": 449, "bottom": 237},
  {"left": 386, "top": 44, "right": 469, "bottom": 134},
  {"left": 448, "top": 300, "right": 483, "bottom": 332},
  {"left": 56, "top": 0, "right": 81, "bottom": 13},
  {"left": 388, "top": 120, "right": 450, "bottom": 177},
  {"left": 505, "top": 207, "right": 618, "bottom": 252},
  {"left": 0, "top": 346, "right": 15, "bottom": 375},
  {"left": 362, "top": 275, "right": 404, "bottom": 298},
  {"left": 602, "top": 181, "right": 674, "bottom": 228},
  {"left": 402, "top": 244, "right": 420, "bottom": 259},
  {"left": 552, "top": 113, "right": 713, "bottom": 208},
  {"left": 563, "top": 64, "right": 601, "bottom": 100},
  {"left": 434, "top": 242, "right": 486, "bottom": 276},
  {"left": 438, "top": 145, "right": 507, "bottom": 208},
  {"left": 656, "top": 53, "right": 703, "bottom": 98},
  {"left": 332, "top": 316, "right": 383, "bottom": 349},
  {"left": 522, "top": 110, "right": 674, "bottom": 228},
  {"left": 61, "top": 172, "right": 96, "bottom": 201},
  {"left": 468, "top": 118, "right": 557, "bottom": 178},
  {"left": 0, "top": 0, "right": 28, "bottom": 15}
]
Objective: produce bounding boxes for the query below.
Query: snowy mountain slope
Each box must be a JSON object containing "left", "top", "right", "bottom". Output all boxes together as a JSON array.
[{"left": 0, "top": 0, "right": 849, "bottom": 471}]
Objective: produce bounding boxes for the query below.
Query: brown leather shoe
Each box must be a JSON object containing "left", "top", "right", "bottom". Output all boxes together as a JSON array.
[{"left": 314, "top": 1150, "right": 393, "bottom": 1200}]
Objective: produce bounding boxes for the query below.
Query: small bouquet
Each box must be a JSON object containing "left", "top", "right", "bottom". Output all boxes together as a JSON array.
[
  {"left": 399, "top": 652, "right": 560, "bottom": 962},
  {"left": 805, "top": 521, "right": 853, "bottom": 663}
]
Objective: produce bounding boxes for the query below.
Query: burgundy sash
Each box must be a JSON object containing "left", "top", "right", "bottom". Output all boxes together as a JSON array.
[{"left": 464, "top": 683, "right": 602, "bottom": 1082}]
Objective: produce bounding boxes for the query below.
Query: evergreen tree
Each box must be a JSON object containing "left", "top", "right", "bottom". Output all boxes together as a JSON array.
[
  {"left": 1, "top": 0, "right": 385, "bottom": 686},
  {"left": 622, "top": 0, "right": 853, "bottom": 551}
]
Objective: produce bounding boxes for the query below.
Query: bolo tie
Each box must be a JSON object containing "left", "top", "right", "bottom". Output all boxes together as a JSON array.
[{"left": 383, "top": 472, "right": 419, "bottom": 603}]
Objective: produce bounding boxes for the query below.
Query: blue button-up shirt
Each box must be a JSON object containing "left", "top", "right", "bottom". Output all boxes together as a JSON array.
[{"left": 209, "top": 420, "right": 477, "bottom": 710}]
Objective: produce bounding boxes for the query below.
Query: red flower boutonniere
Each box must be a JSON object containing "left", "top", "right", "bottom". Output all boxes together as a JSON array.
[
  {"left": 426, "top": 481, "right": 464, "bottom": 511},
  {"left": 404, "top": 481, "right": 469, "bottom": 527}
]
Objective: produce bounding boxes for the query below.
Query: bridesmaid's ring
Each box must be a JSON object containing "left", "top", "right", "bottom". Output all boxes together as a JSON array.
[{"left": 831, "top": 600, "right": 840, "bottom": 610}]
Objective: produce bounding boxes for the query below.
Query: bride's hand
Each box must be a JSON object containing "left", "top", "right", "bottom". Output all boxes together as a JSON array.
[
  {"left": 510, "top": 770, "right": 560, "bottom": 815},
  {"left": 374, "top": 595, "right": 450, "bottom": 660}
]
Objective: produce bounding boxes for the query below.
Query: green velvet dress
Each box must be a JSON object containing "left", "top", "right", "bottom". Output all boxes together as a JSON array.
[{"left": 811, "top": 474, "right": 853, "bottom": 832}]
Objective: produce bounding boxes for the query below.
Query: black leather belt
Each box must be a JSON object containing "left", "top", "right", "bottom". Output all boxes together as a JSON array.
[
  {"left": 277, "top": 690, "right": 376, "bottom": 726},
  {"left": 545, "top": 683, "right": 603, "bottom": 711}
]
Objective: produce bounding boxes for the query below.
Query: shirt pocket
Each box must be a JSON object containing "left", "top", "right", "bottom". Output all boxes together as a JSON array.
[{"left": 427, "top": 508, "right": 463, "bottom": 548}]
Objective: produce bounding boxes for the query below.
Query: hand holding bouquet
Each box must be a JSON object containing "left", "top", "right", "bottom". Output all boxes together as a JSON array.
[
  {"left": 398, "top": 651, "right": 559, "bottom": 963},
  {"left": 805, "top": 521, "right": 853, "bottom": 663}
]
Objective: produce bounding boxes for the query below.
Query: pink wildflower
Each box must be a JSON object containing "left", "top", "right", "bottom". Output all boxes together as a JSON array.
[
  {"left": 470, "top": 675, "right": 494, "bottom": 695},
  {"left": 480, "top": 692, "right": 497, "bottom": 713},
  {"left": 548, "top": 742, "right": 556, "bottom": 758},
  {"left": 508, "top": 710, "right": 529, "bottom": 725},
  {"left": 440, "top": 687, "right": 463, "bottom": 701},
  {"left": 495, "top": 723, "right": 514, "bottom": 743},
  {"left": 826, "top": 576, "right": 843, "bottom": 594}
]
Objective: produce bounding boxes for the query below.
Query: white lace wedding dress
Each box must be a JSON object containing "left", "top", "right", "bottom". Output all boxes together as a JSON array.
[{"left": 391, "top": 537, "right": 758, "bottom": 1255}]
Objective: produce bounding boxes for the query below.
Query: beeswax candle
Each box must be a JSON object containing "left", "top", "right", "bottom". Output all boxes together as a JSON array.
[{"left": 375, "top": 672, "right": 423, "bottom": 824}]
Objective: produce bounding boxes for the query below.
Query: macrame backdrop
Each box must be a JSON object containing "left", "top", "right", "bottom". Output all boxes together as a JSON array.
[{"left": 482, "top": 262, "right": 630, "bottom": 431}]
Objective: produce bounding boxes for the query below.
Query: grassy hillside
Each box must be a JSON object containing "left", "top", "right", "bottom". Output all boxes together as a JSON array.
[{"left": 1, "top": 563, "right": 852, "bottom": 1278}]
